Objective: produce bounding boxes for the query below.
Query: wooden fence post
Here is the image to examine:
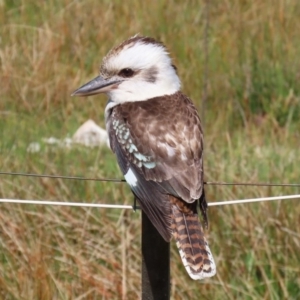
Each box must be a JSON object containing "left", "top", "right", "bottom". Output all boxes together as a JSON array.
[{"left": 141, "top": 211, "right": 170, "bottom": 300}]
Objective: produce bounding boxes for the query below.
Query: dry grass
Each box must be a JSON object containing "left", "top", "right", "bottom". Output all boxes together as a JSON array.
[{"left": 1, "top": 0, "right": 300, "bottom": 299}]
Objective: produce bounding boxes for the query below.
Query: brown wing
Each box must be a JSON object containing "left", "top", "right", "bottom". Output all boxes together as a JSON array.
[
  {"left": 107, "top": 91, "right": 204, "bottom": 241},
  {"left": 113, "top": 91, "right": 204, "bottom": 201}
]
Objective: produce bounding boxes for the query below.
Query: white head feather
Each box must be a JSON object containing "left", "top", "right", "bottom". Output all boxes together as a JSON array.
[{"left": 100, "top": 36, "right": 181, "bottom": 103}]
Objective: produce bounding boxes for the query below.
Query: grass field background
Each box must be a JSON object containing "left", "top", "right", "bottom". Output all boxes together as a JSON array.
[{"left": 1, "top": 1, "right": 300, "bottom": 299}]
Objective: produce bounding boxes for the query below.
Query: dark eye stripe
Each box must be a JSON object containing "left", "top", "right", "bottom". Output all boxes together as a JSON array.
[{"left": 118, "top": 68, "right": 135, "bottom": 78}]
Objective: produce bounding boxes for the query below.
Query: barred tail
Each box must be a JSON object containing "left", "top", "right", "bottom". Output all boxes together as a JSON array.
[{"left": 171, "top": 200, "right": 216, "bottom": 280}]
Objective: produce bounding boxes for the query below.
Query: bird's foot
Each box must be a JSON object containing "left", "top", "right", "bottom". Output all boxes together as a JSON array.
[
  {"left": 133, "top": 196, "right": 138, "bottom": 212},
  {"left": 199, "top": 190, "right": 209, "bottom": 229}
]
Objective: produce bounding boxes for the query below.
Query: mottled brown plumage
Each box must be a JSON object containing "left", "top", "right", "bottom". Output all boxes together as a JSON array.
[
  {"left": 108, "top": 92, "right": 211, "bottom": 276},
  {"left": 108, "top": 91, "right": 204, "bottom": 201},
  {"left": 72, "top": 35, "right": 216, "bottom": 280},
  {"left": 170, "top": 196, "right": 213, "bottom": 278},
  {"left": 107, "top": 91, "right": 214, "bottom": 279}
]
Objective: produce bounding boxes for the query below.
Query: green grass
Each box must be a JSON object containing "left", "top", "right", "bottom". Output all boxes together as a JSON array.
[{"left": 1, "top": 0, "right": 300, "bottom": 299}]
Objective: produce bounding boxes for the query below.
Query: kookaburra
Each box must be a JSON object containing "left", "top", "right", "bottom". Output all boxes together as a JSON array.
[{"left": 72, "top": 36, "right": 216, "bottom": 280}]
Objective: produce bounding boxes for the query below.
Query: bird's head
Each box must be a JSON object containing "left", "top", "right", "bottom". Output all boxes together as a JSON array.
[{"left": 72, "top": 36, "right": 181, "bottom": 103}]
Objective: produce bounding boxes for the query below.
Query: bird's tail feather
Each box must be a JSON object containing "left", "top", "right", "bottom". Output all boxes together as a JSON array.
[{"left": 171, "top": 198, "right": 216, "bottom": 280}]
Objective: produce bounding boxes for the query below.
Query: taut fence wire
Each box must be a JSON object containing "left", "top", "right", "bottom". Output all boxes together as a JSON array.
[
  {"left": 0, "top": 171, "right": 125, "bottom": 182},
  {"left": 1, "top": 171, "right": 300, "bottom": 187},
  {"left": 1, "top": 171, "right": 299, "bottom": 208},
  {"left": 0, "top": 195, "right": 299, "bottom": 209}
]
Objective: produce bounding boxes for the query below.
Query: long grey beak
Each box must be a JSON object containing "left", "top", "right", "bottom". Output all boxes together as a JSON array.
[{"left": 71, "top": 75, "right": 122, "bottom": 97}]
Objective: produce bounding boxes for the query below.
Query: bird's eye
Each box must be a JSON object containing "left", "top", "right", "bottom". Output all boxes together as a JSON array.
[{"left": 118, "top": 68, "right": 134, "bottom": 78}]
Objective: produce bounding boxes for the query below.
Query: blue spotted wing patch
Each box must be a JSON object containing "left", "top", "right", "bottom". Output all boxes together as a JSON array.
[{"left": 112, "top": 119, "right": 156, "bottom": 170}]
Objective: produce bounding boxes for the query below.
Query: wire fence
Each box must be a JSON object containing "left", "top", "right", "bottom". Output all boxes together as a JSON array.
[
  {"left": 0, "top": 194, "right": 299, "bottom": 208},
  {"left": 1, "top": 171, "right": 300, "bottom": 187},
  {"left": 1, "top": 171, "right": 299, "bottom": 209}
]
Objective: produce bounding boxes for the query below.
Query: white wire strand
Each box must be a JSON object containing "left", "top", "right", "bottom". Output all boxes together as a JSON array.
[
  {"left": 209, "top": 194, "right": 300, "bottom": 206},
  {"left": 0, "top": 194, "right": 299, "bottom": 209},
  {"left": 0, "top": 199, "right": 132, "bottom": 209}
]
